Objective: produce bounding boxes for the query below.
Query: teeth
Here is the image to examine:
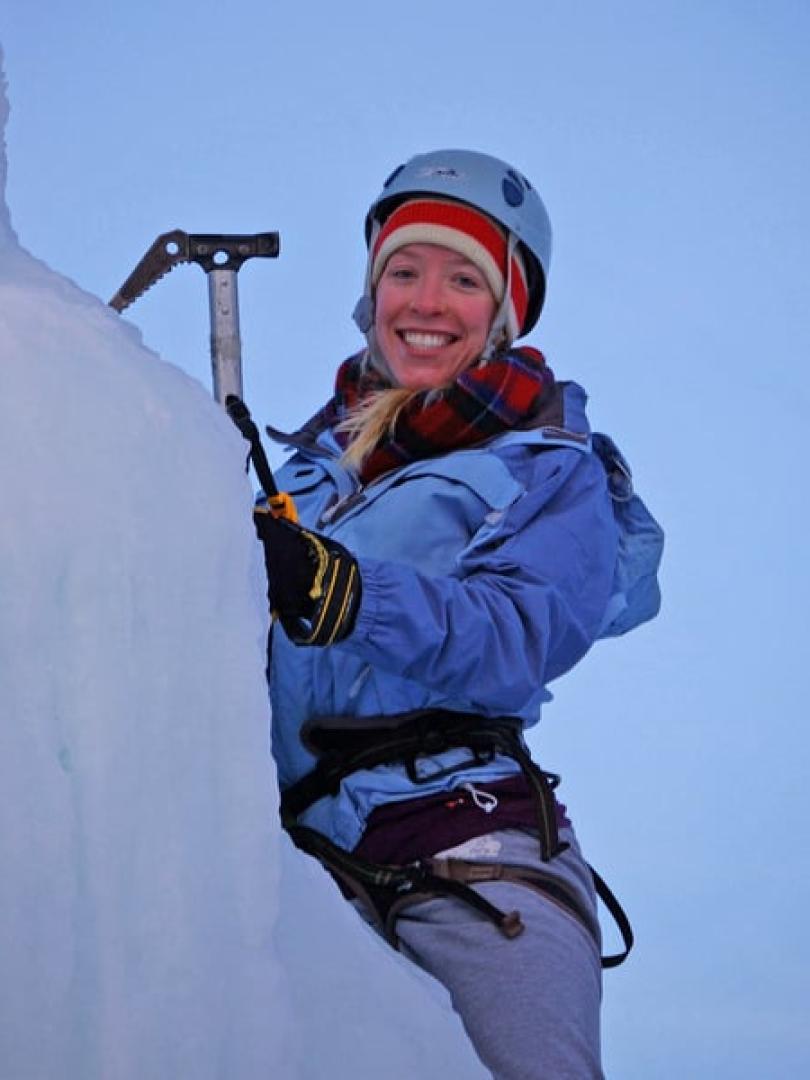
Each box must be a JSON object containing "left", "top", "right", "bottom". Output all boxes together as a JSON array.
[{"left": 402, "top": 331, "right": 452, "bottom": 348}]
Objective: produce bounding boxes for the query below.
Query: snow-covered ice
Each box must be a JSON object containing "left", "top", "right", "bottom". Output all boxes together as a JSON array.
[
  {"left": 0, "top": 55, "right": 291, "bottom": 1080},
  {"left": 0, "top": 47, "right": 487, "bottom": 1079}
]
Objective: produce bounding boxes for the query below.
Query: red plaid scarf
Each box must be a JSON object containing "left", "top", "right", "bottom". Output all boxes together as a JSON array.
[{"left": 311, "top": 347, "right": 555, "bottom": 484}]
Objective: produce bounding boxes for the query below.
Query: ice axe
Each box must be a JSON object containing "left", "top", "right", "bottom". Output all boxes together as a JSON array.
[{"left": 109, "top": 228, "right": 280, "bottom": 403}]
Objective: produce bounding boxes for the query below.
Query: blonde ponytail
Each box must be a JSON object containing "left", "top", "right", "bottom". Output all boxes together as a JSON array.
[{"left": 337, "top": 388, "right": 419, "bottom": 473}]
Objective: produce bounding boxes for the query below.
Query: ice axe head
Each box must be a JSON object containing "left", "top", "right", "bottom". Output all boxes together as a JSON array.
[
  {"left": 109, "top": 229, "right": 280, "bottom": 403},
  {"left": 109, "top": 230, "right": 280, "bottom": 313}
]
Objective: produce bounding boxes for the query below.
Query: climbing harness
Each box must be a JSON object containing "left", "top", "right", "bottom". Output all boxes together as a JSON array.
[{"left": 281, "top": 709, "right": 633, "bottom": 969}]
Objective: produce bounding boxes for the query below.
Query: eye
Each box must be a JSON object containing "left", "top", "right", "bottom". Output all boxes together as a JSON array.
[
  {"left": 387, "top": 264, "right": 417, "bottom": 281},
  {"left": 454, "top": 271, "right": 486, "bottom": 290}
]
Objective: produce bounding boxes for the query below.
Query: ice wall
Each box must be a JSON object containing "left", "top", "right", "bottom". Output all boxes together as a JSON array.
[{"left": 0, "top": 48, "right": 290, "bottom": 1079}]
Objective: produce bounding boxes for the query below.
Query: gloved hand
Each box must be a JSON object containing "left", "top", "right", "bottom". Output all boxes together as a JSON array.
[{"left": 253, "top": 507, "right": 362, "bottom": 646}]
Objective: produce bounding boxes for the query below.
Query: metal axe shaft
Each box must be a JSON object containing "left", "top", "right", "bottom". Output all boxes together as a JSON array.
[{"left": 208, "top": 267, "right": 243, "bottom": 402}]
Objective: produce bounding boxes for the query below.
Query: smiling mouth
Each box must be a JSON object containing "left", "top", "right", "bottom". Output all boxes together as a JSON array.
[{"left": 398, "top": 330, "right": 458, "bottom": 349}]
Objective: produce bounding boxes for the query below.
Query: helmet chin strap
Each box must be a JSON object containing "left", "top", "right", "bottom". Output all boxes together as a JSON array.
[
  {"left": 480, "top": 231, "right": 518, "bottom": 363},
  {"left": 352, "top": 296, "right": 395, "bottom": 382}
]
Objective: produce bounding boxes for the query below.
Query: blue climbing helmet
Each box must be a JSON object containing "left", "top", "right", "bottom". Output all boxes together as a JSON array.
[{"left": 355, "top": 149, "right": 553, "bottom": 342}]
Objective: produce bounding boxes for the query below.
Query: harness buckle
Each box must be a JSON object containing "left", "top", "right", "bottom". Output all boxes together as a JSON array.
[{"left": 426, "top": 857, "right": 504, "bottom": 885}]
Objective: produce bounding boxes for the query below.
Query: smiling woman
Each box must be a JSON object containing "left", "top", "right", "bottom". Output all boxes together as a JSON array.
[{"left": 249, "top": 148, "right": 660, "bottom": 1080}]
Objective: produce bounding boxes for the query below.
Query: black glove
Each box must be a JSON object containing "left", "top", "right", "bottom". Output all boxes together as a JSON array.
[{"left": 253, "top": 508, "right": 362, "bottom": 646}]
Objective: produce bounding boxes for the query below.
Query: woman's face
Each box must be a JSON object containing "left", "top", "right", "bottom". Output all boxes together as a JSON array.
[{"left": 374, "top": 243, "right": 497, "bottom": 390}]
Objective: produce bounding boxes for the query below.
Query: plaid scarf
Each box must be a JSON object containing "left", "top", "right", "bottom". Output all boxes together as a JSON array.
[{"left": 311, "top": 347, "right": 555, "bottom": 485}]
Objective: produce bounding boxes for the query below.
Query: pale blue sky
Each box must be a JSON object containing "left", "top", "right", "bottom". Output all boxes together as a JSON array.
[{"left": 4, "top": 3, "right": 810, "bottom": 1075}]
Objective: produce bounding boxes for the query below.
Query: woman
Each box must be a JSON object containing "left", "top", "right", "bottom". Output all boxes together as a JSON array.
[{"left": 253, "top": 149, "right": 656, "bottom": 1079}]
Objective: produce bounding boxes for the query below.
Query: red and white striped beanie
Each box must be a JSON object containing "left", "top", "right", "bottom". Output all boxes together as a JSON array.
[{"left": 370, "top": 197, "right": 529, "bottom": 345}]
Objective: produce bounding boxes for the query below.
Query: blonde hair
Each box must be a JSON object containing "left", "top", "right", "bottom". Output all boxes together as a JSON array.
[{"left": 337, "top": 388, "right": 420, "bottom": 473}]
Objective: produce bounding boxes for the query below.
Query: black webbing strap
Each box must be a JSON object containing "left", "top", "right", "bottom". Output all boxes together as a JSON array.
[
  {"left": 589, "top": 866, "right": 634, "bottom": 968},
  {"left": 421, "top": 856, "right": 634, "bottom": 967}
]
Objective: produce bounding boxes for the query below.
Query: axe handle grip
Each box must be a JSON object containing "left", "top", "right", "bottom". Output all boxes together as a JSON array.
[{"left": 225, "top": 395, "right": 297, "bottom": 522}]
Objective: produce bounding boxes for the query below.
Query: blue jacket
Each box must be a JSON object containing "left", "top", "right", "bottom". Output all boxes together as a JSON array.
[{"left": 267, "top": 380, "right": 618, "bottom": 851}]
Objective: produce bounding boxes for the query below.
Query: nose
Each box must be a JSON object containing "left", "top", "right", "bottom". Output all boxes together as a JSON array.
[{"left": 409, "top": 270, "right": 445, "bottom": 316}]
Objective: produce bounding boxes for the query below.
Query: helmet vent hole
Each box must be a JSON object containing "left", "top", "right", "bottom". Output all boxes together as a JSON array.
[{"left": 502, "top": 175, "right": 524, "bottom": 207}]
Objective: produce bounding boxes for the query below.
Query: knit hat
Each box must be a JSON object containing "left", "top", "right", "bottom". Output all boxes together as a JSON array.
[{"left": 369, "top": 197, "right": 529, "bottom": 347}]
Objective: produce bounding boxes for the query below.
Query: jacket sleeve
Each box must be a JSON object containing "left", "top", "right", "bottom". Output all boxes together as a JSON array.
[{"left": 339, "top": 449, "right": 618, "bottom": 715}]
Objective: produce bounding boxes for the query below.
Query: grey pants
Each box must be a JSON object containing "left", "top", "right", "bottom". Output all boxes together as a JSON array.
[{"left": 357, "top": 827, "right": 603, "bottom": 1080}]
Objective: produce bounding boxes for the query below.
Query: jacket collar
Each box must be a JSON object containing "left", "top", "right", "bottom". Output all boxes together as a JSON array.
[{"left": 265, "top": 379, "right": 591, "bottom": 458}]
